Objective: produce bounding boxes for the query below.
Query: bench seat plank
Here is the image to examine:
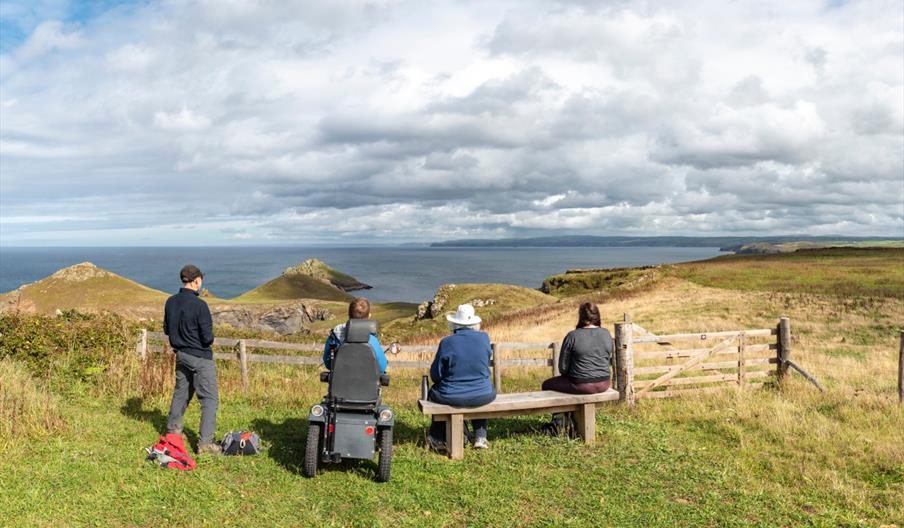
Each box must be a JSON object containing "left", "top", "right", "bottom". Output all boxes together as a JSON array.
[{"left": 418, "top": 389, "right": 619, "bottom": 415}]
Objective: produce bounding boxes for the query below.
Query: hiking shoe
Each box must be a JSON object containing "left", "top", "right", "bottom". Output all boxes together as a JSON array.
[
  {"left": 426, "top": 435, "right": 447, "bottom": 455},
  {"left": 197, "top": 442, "right": 222, "bottom": 455},
  {"left": 473, "top": 437, "right": 489, "bottom": 449}
]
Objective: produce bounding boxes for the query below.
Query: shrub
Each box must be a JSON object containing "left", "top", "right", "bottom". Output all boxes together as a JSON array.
[{"left": 0, "top": 311, "right": 141, "bottom": 391}]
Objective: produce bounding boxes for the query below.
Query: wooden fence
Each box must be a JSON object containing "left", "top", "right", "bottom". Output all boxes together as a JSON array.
[
  {"left": 140, "top": 330, "right": 560, "bottom": 394},
  {"left": 611, "top": 315, "right": 789, "bottom": 405},
  {"left": 139, "top": 316, "right": 804, "bottom": 400}
]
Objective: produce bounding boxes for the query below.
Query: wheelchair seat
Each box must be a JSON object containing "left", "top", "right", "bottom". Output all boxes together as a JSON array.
[{"left": 329, "top": 319, "right": 381, "bottom": 411}]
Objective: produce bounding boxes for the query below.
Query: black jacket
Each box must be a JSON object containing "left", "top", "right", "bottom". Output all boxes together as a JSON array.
[{"left": 164, "top": 288, "right": 215, "bottom": 359}]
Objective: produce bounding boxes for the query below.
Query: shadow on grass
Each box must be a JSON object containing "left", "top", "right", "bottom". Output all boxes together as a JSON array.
[
  {"left": 251, "top": 414, "right": 424, "bottom": 478},
  {"left": 120, "top": 397, "right": 198, "bottom": 449}
]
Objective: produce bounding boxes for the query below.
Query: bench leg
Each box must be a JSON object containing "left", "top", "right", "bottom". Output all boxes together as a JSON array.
[
  {"left": 575, "top": 403, "right": 596, "bottom": 445},
  {"left": 446, "top": 414, "right": 464, "bottom": 460}
]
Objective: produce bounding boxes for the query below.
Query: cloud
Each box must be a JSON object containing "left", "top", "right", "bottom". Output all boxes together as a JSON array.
[
  {"left": 0, "top": 0, "right": 901, "bottom": 246},
  {"left": 14, "top": 20, "right": 82, "bottom": 60},
  {"left": 153, "top": 107, "right": 212, "bottom": 131}
]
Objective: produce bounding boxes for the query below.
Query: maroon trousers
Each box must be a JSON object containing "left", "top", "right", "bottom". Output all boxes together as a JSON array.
[{"left": 541, "top": 376, "right": 611, "bottom": 394}]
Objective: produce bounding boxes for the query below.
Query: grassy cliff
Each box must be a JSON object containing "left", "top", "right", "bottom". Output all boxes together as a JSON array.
[
  {"left": 0, "top": 262, "right": 168, "bottom": 318},
  {"left": 231, "top": 259, "right": 368, "bottom": 303},
  {"left": 540, "top": 266, "right": 660, "bottom": 297}
]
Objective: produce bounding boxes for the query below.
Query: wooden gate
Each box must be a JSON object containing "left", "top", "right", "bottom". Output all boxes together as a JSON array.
[{"left": 613, "top": 316, "right": 790, "bottom": 403}]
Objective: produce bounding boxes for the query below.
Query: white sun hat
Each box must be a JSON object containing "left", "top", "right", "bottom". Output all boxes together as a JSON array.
[{"left": 446, "top": 303, "right": 482, "bottom": 326}]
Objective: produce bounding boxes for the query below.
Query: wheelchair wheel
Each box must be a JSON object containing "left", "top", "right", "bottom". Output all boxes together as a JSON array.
[
  {"left": 303, "top": 423, "right": 321, "bottom": 478},
  {"left": 376, "top": 427, "right": 392, "bottom": 483}
]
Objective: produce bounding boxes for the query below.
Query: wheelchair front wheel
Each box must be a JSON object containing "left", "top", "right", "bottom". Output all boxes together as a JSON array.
[
  {"left": 376, "top": 427, "right": 393, "bottom": 483},
  {"left": 303, "top": 423, "right": 321, "bottom": 478}
]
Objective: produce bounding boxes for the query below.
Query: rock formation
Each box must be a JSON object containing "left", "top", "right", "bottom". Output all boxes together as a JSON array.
[{"left": 212, "top": 303, "right": 334, "bottom": 336}]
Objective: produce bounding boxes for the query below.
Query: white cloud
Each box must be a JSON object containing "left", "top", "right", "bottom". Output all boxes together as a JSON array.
[
  {"left": 106, "top": 43, "right": 155, "bottom": 72},
  {"left": 152, "top": 107, "right": 212, "bottom": 131},
  {"left": 14, "top": 20, "right": 82, "bottom": 61},
  {"left": 0, "top": 0, "right": 901, "bottom": 245}
]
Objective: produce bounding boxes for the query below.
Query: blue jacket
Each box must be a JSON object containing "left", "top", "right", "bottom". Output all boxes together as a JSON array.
[
  {"left": 430, "top": 328, "right": 495, "bottom": 401},
  {"left": 322, "top": 322, "right": 388, "bottom": 374}
]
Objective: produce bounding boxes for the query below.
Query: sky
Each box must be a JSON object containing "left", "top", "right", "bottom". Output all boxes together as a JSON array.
[{"left": 0, "top": 0, "right": 902, "bottom": 246}]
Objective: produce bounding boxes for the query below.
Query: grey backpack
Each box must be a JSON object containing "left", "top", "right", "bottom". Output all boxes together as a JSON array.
[{"left": 221, "top": 431, "right": 261, "bottom": 455}]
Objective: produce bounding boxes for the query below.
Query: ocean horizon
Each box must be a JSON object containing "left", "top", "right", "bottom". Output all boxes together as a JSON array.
[{"left": 0, "top": 246, "right": 724, "bottom": 303}]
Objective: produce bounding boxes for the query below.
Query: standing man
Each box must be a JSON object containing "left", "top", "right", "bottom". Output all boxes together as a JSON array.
[{"left": 164, "top": 264, "right": 220, "bottom": 455}]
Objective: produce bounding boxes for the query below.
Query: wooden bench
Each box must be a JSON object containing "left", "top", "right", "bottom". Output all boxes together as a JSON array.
[{"left": 418, "top": 389, "right": 620, "bottom": 459}]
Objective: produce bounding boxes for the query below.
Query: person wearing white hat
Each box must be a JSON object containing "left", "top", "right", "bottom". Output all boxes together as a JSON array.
[{"left": 425, "top": 304, "right": 496, "bottom": 452}]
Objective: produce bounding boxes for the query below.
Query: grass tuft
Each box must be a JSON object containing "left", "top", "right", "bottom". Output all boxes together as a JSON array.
[{"left": 0, "top": 357, "right": 66, "bottom": 439}]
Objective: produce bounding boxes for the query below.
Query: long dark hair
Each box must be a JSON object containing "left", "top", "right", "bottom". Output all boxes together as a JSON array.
[{"left": 576, "top": 302, "right": 601, "bottom": 329}]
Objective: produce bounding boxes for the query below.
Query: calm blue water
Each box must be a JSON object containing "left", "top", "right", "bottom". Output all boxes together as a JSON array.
[{"left": 0, "top": 246, "right": 723, "bottom": 303}]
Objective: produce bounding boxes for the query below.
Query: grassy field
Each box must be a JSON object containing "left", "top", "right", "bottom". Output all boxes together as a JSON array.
[
  {"left": 2, "top": 250, "right": 903, "bottom": 527},
  {"left": 671, "top": 247, "right": 904, "bottom": 299}
]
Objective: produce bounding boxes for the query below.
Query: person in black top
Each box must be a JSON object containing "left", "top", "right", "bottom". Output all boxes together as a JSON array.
[
  {"left": 540, "top": 302, "right": 613, "bottom": 435},
  {"left": 164, "top": 264, "right": 220, "bottom": 455}
]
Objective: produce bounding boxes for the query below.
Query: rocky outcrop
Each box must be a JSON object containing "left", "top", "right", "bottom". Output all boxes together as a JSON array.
[
  {"left": 415, "top": 284, "right": 456, "bottom": 320},
  {"left": 49, "top": 262, "right": 111, "bottom": 282},
  {"left": 414, "top": 285, "right": 497, "bottom": 320},
  {"left": 212, "top": 303, "right": 334, "bottom": 336},
  {"left": 283, "top": 258, "right": 371, "bottom": 292}
]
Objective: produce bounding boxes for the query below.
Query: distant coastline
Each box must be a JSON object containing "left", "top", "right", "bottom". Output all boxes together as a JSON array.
[{"left": 429, "top": 235, "right": 902, "bottom": 252}]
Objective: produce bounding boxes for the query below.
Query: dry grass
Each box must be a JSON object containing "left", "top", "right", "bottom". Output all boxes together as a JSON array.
[{"left": 0, "top": 357, "right": 66, "bottom": 440}]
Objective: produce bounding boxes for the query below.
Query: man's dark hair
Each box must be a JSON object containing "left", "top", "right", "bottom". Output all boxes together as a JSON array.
[
  {"left": 348, "top": 297, "right": 371, "bottom": 319},
  {"left": 180, "top": 264, "right": 204, "bottom": 284},
  {"left": 576, "top": 302, "right": 601, "bottom": 329}
]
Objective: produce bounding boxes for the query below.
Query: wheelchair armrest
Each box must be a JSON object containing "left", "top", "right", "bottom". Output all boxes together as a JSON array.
[
  {"left": 320, "top": 371, "right": 330, "bottom": 383},
  {"left": 379, "top": 374, "right": 390, "bottom": 387}
]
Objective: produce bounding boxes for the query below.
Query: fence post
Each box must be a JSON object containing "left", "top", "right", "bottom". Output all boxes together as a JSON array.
[
  {"left": 777, "top": 317, "right": 791, "bottom": 382},
  {"left": 738, "top": 331, "right": 746, "bottom": 387},
  {"left": 614, "top": 313, "right": 635, "bottom": 405},
  {"left": 136, "top": 329, "right": 148, "bottom": 361},
  {"left": 551, "top": 342, "right": 561, "bottom": 377},
  {"left": 492, "top": 343, "right": 502, "bottom": 394},
  {"left": 238, "top": 339, "right": 249, "bottom": 394},
  {"left": 898, "top": 331, "right": 903, "bottom": 404}
]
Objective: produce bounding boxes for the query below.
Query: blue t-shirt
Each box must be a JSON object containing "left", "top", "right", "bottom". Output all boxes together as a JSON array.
[{"left": 322, "top": 322, "right": 388, "bottom": 374}]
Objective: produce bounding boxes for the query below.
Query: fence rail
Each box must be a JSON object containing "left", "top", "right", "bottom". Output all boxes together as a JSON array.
[
  {"left": 140, "top": 315, "right": 822, "bottom": 400},
  {"left": 142, "top": 330, "right": 557, "bottom": 394}
]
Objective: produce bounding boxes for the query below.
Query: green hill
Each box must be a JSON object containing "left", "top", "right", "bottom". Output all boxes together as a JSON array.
[
  {"left": 283, "top": 258, "right": 372, "bottom": 291},
  {"left": 0, "top": 262, "right": 168, "bottom": 318},
  {"left": 232, "top": 259, "right": 366, "bottom": 303}
]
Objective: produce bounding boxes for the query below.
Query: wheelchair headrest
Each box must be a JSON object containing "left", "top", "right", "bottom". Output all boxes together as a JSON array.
[{"left": 345, "top": 319, "right": 377, "bottom": 343}]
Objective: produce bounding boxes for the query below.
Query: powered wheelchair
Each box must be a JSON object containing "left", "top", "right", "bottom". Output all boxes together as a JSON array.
[{"left": 303, "top": 319, "right": 394, "bottom": 482}]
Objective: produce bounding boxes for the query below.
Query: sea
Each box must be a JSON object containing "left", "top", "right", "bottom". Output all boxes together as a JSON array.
[{"left": 0, "top": 246, "right": 723, "bottom": 303}]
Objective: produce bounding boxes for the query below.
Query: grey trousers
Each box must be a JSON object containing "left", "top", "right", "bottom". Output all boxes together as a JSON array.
[{"left": 166, "top": 351, "right": 219, "bottom": 444}]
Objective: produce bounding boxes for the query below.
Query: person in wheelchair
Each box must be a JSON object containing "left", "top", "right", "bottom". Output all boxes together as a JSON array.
[
  {"left": 305, "top": 308, "right": 394, "bottom": 482},
  {"left": 426, "top": 304, "right": 496, "bottom": 452},
  {"left": 323, "top": 297, "right": 388, "bottom": 373}
]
